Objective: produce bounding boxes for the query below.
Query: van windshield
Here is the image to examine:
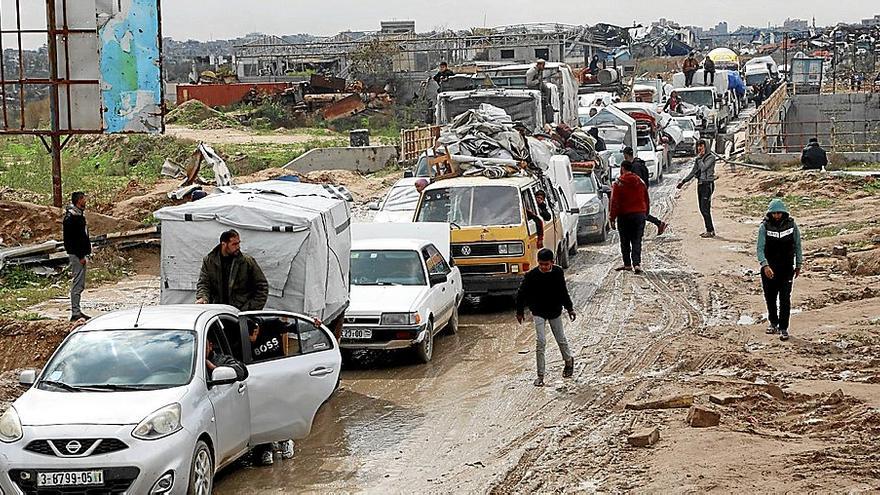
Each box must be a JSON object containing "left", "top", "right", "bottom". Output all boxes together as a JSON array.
[
  {"left": 677, "top": 90, "right": 714, "bottom": 108},
  {"left": 417, "top": 186, "right": 521, "bottom": 227}
]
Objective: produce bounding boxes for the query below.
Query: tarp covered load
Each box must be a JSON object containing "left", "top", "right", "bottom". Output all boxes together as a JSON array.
[
  {"left": 437, "top": 104, "right": 530, "bottom": 163},
  {"left": 154, "top": 180, "right": 351, "bottom": 321}
]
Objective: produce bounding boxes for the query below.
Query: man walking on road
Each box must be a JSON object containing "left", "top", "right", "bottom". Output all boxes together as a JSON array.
[
  {"left": 196, "top": 229, "right": 269, "bottom": 310},
  {"left": 610, "top": 160, "right": 649, "bottom": 274},
  {"left": 63, "top": 191, "right": 91, "bottom": 321},
  {"left": 756, "top": 199, "right": 804, "bottom": 341},
  {"left": 516, "top": 248, "right": 576, "bottom": 387},
  {"left": 677, "top": 140, "right": 717, "bottom": 238},
  {"left": 623, "top": 147, "right": 668, "bottom": 235}
]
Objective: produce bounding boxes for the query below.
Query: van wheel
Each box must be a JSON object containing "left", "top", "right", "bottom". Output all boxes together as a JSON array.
[
  {"left": 414, "top": 320, "right": 434, "bottom": 363},
  {"left": 187, "top": 440, "right": 213, "bottom": 495},
  {"left": 557, "top": 243, "right": 570, "bottom": 268}
]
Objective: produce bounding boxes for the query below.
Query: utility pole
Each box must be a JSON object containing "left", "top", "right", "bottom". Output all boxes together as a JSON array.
[{"left": 45, "top": 0, "right": 64, "bottom": 207}]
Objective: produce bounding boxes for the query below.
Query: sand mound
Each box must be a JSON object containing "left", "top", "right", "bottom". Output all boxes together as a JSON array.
[{"left": 0, "top": 200, "right": 140, "bottom": 246}]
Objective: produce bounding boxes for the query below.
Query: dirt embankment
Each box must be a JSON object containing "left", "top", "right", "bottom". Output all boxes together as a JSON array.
[
  {"left": 0, "top": 200, "right": 140, "bottom": 246},
  {"left": 492, "top": 168, "right": 880, "bottom": 493}
]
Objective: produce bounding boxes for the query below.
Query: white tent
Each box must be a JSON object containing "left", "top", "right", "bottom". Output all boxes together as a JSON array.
[{"left": 153, "top": 180, "right": 351, "bottom": 322}]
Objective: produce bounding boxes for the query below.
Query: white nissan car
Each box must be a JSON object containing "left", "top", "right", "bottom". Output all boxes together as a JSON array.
[{"left": 0, "top": 305, "right": 340, "bottom": 495}]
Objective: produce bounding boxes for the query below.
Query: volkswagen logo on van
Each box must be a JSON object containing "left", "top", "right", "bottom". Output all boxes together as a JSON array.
[{"left": 460, "top": 245, "right": 472, "bottom": 256}]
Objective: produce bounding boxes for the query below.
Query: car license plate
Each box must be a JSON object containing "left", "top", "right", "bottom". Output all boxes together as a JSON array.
[
  {"left": 37, "top": 470, "right": 103, "bottom": 487},
  {"left": 342, "top": 328, "right": 372, "bottom": 339}
]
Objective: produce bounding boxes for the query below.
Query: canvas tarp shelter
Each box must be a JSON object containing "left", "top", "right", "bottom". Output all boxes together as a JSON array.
[{"left": 153, "top": 180, "right": 351, "bottom": 322}]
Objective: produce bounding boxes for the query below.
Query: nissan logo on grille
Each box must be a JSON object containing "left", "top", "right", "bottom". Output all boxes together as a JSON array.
[
  {"left": 460, "top": 245, "right": 472, "bottom": 256},
  {"left": 65, "top": 440, "right": 82, "bottom": 454}
]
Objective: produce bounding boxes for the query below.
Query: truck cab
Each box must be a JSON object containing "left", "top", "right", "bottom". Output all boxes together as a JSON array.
[
  {"left": 413, "top": 175, "right": 566, "bottom": 297},
  {"left": 672, "top": 86, "right": 730, "bottom": 136}
]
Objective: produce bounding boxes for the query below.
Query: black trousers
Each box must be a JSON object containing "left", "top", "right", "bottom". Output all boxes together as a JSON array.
[
  {"left": 762, "top": 269, "right": 794, "bottom": 331},
  {"left": 618, "top": 213, "right": 646, "bottom": 267},
  {"left": 704, "top": 70, "right": 715, "bottom": 85},
  {"left": 697, "top": 182, "right": 715, "bottom": 233},
  {"left": 684, "top": 70, "right": 696, "bottom": 87}
]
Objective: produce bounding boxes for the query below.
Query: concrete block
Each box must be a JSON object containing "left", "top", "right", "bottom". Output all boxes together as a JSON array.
[
  {"left": 709, "top": 393, "right": 745, "bottom": 405},
  {"left": 627, "top": 427, "right": 660, "bottom": 447},
  {"left": 283, "top": 146, "right": 398, "bottom": 174},
  {"left": 687, "top": 406, "right": 721, "bottom": 427}
]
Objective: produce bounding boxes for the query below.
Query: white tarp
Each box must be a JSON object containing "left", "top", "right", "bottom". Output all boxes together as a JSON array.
[{"left": 154, "top": 180, "right": 351, "bottom": 321}]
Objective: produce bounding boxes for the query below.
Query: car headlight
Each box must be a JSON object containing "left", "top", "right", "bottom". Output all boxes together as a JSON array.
[
  {"left": 497, "top": 242, "right": 524, "bottom": 255},
  {"left": 580, "top": 202, "right": 601, "bottom": 216},
  {"left": 381, "top": 312, "right": 421, "bottom": 326},
  {"left": 132, "top": 403, "right": 182, "bottom": 441},
  {"left": 0, "top": 407, "right": 22, "bottom": 443}
]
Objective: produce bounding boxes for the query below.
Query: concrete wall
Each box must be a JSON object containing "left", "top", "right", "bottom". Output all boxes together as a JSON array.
[
  {"left": 746, "top": 151, "right": 880, "bottom": 168},
  {"left": 784, "top": 93, "right": 880, "bottom": 151},
  {"left": 283, "top": 146, "right": 398, "bottom": 174}
]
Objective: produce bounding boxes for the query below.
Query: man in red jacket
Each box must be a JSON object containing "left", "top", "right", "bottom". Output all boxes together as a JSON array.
[{"left": 610, "top": 160, "right": 650, "bottom": 274}]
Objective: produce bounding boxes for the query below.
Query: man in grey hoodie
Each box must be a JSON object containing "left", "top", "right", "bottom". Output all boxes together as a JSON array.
[
  {"left": 756, "top": 198, "right": 804, "bottom": 341},
  {"left": 677, "top": 140, "right": 717, "bottom": 237}
]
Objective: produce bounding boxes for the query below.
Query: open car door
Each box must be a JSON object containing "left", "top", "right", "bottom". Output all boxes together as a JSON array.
[{"left": 238, "top": 311, "right": 341, "bottom": 445}]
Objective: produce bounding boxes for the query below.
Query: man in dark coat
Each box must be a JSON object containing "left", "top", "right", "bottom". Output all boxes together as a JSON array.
[
  {"left": 800, "top": 138, "right": 828, "bottom": 170},
  {"left": 623, "top": 147, "right": 667, "bottom": 235},
  {"left": 63, "top": 191, "right": 91, "bottom": 321},
  {"left": 516, "top": 248, "right": 576, "bottom": 387},
  {"left": 196, "top": 229, "right": 268, "bottom": 311}
]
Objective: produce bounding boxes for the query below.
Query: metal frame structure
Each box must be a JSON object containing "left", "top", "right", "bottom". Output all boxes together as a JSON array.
[{"left": 0, "top": 0, "right": 164, "bottom": 207}]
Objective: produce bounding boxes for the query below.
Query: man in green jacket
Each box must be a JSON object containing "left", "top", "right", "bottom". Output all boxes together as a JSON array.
[
  {"left": 196, "top": 229, "right": 268, "bottom": 311},
  {"left": 756, "top": 199, "right": 803, "bottom": 341}
]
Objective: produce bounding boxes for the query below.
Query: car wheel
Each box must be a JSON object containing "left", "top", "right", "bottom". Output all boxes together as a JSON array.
[
  {"left": 187, "top": 440, "right": 213, "bottom": 495},
  {"left": 414, "top": 320, "right": 434, "bottom": 363},
  {"left": 568, "top": 235, "right": 577, "bottom": 256},
  {"left": 445, "top": 304, "right": 459, "bottom": 335},
  {"left": 557, "top": 242, "right": 570, "bottom": 268}
]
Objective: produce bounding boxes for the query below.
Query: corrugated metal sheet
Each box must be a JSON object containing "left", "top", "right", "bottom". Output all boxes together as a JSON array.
[{"left": 176, "top": 83, "right": 292, "bottom": 107}]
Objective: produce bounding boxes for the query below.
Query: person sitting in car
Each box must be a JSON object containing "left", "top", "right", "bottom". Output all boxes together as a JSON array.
[{"left": 205, "top": 338, "right": 247, "bottom": 381}]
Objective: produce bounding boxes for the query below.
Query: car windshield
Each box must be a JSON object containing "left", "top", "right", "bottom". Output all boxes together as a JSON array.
[
  {"left": 38, "top": 330, "right": 196, "bottom": 391},
  {"left": 416, "top": 185, "right": 521, "bottom": 227},
  {"left": 746, "top": 73, "right": 768, "bottom": 86},
  {"left": 382, "top": 185, "right": 420, "bottom": 212},
  {"left": 674, "top": 119, "right": 695, "bottom": 131},
  {"left": 573, "top": 174, "right": 596, "bottom": 194},
  {"left": 677, "top": 90, "right": 714, "bottom": 107},
  {"left": 351, "top": 250, "right": 426, "bottom": 286},
  {"left": 637, "top": 136, "right": 654, "bottom": 151}
]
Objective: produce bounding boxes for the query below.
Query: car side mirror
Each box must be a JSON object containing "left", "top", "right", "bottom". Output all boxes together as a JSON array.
[
  {"left": 403, "top": 170, "right": 414, "bottom": 178},
  {"left": 429, "top": 273, "right": 448, "bottom": 286},
  {"left": 367, "top": 201, "right": 380, "bottom": 211},
  {"left": 19, "top": 369, "right": 37, "bottom": 386},
  {"left": 210, "top": 367, "right": 238, "bottom": 386}
]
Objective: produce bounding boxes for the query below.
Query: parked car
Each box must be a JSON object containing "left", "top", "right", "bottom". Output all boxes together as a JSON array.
[
  {"left": 369, "top": 177, "right": 421, "bottom": 223},
  {"left": 342, "top": 223, "right": 463, "bottom": 363},
  {"left": 574, "top": 171, "right": 611, "bottom": 243},
  {"left": 0, "top": 305, "right": 340, "bottom": 495},
  {"left": 670, "top": 116, "right": 700, "bottom": 156}
]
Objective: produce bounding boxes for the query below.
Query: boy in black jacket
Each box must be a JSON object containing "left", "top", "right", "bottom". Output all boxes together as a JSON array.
[
  {"left": 62, "top": 191, "right": 91, "bottom": 321},
  {"left": 516, "top": 248, "right": 576, "bottom": 386}
]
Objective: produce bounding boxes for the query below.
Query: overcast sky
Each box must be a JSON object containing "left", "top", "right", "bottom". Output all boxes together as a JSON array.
[
  {"left": 159, "top": 0, "right": 877, "bottom": 40},
  {"left": 4, "top": 1, "right": 878, "bottom": 44}
]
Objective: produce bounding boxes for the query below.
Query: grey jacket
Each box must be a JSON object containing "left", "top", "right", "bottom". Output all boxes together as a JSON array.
[{"left": 682, "top": 153, "right": 717, "bottom": 185}]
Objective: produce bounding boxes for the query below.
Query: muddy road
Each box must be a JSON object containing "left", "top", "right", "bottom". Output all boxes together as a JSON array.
[{"left": 214, "top": 161, "right": 693, "bottom": 494}]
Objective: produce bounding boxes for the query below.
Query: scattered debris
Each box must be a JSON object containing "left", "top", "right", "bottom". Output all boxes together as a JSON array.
[
  {"left": 832, "top": 245, "right": 848, "bottom": 257},
  {"left": 687, "top": 406, "right": 721, "bottom": 428},
  {"left": 625, "top": 394, "right": 694, "bottom": 410},
  {"left": 627, "top": 427, "right": 660, "bottom": 447},
  {"left": 709, "top": 393, "right": 745, "bottom": 405}
]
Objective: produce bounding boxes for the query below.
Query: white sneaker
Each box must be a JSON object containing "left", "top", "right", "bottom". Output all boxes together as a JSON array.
[{"left": 279, "top": 440, "right": 295, "bottom": 460}]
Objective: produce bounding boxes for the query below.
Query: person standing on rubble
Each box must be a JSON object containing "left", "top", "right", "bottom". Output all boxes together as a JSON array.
[
  {"left": 196, "top": 229, "right": 269, "bottom": 310},
  {"left": 63, "top": 191, "right": 91, "bottom": 321},
  {"left": 610, "top": 160, "right": 649, "bottom": 274},
  {"left": 703, "top": 56, "right": 716, "bottom": 86},
  {"left": 677, "top": 139, "right": 717, "bottom": 238},
  {"left": 623, "top": 147, "right": 668, "bottom": 236},
  {"left": 433, "top": 61, "right": 454, "bottom": 85},
  {"left": 516, "top": 248, "right": 576, "bottom": 387},
  {"left": 682, "top": 52, "right": 699, "bottom": 88},
  {"left": 756, "top": 198, "right": 803, "bottom": 341},
  {"left": 527, "top": 59, "right": 554, "bottom": 124}
]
